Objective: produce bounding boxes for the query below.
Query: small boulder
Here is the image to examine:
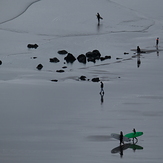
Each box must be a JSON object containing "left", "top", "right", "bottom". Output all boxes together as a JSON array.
[
  {"left": 27, "top": 44, "right": 38, "bottom": 49},
  {"left": 36, "top": 64, "right": 43, "bottom": 70},
  {"left": 51, "top": 79, "right": 58, "bottom": 82},
  {"left": 58, "top": 50, "right": 68, "bottom": 55},
  {"left": 0, "top": 60, "right": 2, "bottom": 65},
  {"left": 49, "top": 57, "right": 60, "bottom": 63},
  {"left": 92, "top": 77, "right": 100, "bottom": 82},
  {"left": 79, "top": 76, "right": 87, "bottom": 81},
  {"left": 64, "top": 53, "right": 76, "bottom": 63},
  {"left": 56, "top": 70, "right": 64, "bottom": 73},
  {"left": 77, "top": 54, "right": 86, "bottom": 64}
]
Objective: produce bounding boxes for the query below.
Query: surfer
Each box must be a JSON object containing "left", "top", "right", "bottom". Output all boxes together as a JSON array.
[
  {"left": 120, "top": 131, "right": 124, "bottom": 146},
  {"left": 137, "top": 46, "right": 141, "bottom": 53},
  {"left": 96, "top": 13, "right": 103, "bottom": 25},
  {"left": 133, "top": 128, "right": 138, "bottom": 143},
  {"left": 156, "top": 37, "right": 159, "bottom": 46}
]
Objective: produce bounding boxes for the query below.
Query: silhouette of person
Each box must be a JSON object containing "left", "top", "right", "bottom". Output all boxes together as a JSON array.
[
  {"left": 156, "top": 37, "right": 159, "bottom": 46},
  {"left": 120, "top": 131, "right": 124, "bottom": 146},
  {"left": 137, "top": 46, "right": 141, "bottom": 53},
  {"left": 100, "top": 81, "right": 104, "bottom": 92},
  {"left": 96, "top": 13, "right": 103, "bottom": 25},
  {"left": 133, "top": 128, "right": 138, "bottom": 143}
]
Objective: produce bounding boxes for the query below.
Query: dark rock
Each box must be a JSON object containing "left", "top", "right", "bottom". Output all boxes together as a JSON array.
[
  {"left": 100, "top": 55, "right": 111, "bottom": 61},
  {"left": 56, "top": 70, "right": 64, "bottom": 73},
  {"left": 64, "top": 53, "right": 76, "bottom": 63},
  {"left": 36, "top": 64, "right": 43, "bottom": 70},
  {"left": 51, "top": 79, "right": 58, "bottom": 82},
  {"left": 58, "top": 50, "right": 68, "bottom": 55},
  {"left": 27, "top": 44, "right": 38, "bottom": 49},
  {"left": 0, "top": 60, "right": 2, "bottom": 65},
  {"left": 92, "top": 50, "right": 101, "bottom": 59},
  {"left": 124, "top": 52, "right": 129, "bottom": 55},
  {"left": 49, "top": 57, "right": 60, "bottom": 63},
  {"left": 116, "top": 58, "right": 122, "bottom": 60},
  {"left": 86, "top": 50, "right": 101, "bottom": 62},
  {"left": 79, "top": 76, "right": 87, "bottom": 81},
  {"left": 77, "top": 54, "right": 86, "bottom": 64},
  {"left": 62, "top": 66, "right": 67, "bottom": 69},
  {"left": 92, "top": 77, "right": 100, "bottom": 82},
  {"left": 87, "top": 58, "right": 96, "bottom": 63},
  {"left": 105, "top": 55, "right": 111, "bottom": 59},
  {"left": 32, "top": 57, "right": 37, "bottom": 59}
]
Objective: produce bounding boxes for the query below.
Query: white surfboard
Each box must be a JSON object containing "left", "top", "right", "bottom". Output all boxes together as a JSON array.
[{"left": 111, "top": 133, "right": 131, "bottom": 142}]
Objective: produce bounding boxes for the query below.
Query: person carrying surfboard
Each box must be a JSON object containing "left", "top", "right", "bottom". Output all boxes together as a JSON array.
[
  {"left": 96, "top": 13, "right": 103, "bottom": 25},
  {"left": 120, "top": 131, "right": 124, "bottom": 146},
  {"left": 133, "top": 128, "right": 138, "bottom": 143}
]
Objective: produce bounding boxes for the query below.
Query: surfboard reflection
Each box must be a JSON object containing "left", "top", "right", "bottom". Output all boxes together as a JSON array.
[{"left": 111, "top": 143, "right": 143, "bottom": 158}]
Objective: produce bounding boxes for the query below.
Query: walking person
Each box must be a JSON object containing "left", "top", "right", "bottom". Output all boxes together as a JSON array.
[
  {"left": 120, "top": 131, "right": 124, "bottom": 146},
  {"left": 133, "top": 128, "right": 138, "bottom": 143},
  {"left": 96, "top": 13, "right": 103, "bottom": 25}
]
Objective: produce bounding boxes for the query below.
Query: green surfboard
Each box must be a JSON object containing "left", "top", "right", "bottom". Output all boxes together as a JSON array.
[{"left": 124, "top": 132, "right": 143, "bottom": 138}]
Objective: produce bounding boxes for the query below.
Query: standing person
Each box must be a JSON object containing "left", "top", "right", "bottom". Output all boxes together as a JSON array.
[
  {"left": 120, "top": 131, "right": 124, "bottom": 146},
  {"left": 137, "top": 46, "right": 141, "bottom": 53},
  {"left": 96, "top": 13, "right": 103, "bottom": 25},
  {"left": 156, "top": 37, "right": 159, "bottom": 46}
]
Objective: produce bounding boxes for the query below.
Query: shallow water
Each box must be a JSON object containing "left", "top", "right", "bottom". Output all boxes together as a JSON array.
[{"left": 0, "top": 0, "right": 163, "bottom": 162}]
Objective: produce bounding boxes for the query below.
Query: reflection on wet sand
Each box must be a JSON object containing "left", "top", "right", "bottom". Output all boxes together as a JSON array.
[{"left": 111, "top": 143, "right": 143, "bottom": 158}]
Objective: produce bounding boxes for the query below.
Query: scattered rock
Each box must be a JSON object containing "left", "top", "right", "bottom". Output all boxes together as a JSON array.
[
  {"left": 64, "top": 53, "right": 76, "bottom": 63},
  {"left": 62, "top": 66, "right": 67, "bottom": 69},
  {"left": 0, "top": 60, "right": 2, "bottom": 65},
  {"left": 27, "top": 44, "right": 38, "bottom": 49},
  {"left": 49, "top": 57, "right": 60, "bottom": 63},
  {"left": 92, "top": 77, "right": 100, "bottom": 82},
  {"left": 116, "top": 58, "right": 122, "bottom": 60},
  {"left": 86, "top": 50, "right": 101, "bottom": 62},
  {"left": 58, "top": 50, "right": 68, "bottom": 55},
  {"left": 32, "top": 57, "right": 37, "bottom": 59},
  {"left": 100, "top": 55, "right": 111, "bottom": 61},
  {"left": 77, "top": 54, "right": 86, "bottom": 64},
  {"left": 79, "top": 76, "right": 87, "bottom": 81},
  {"left": 51, "top": 79, "right": 58, "bottom": 82},
  {"left": 56, "top": 70, "right": 64, "bottom": 73},
  {"left": 124, "top": 52, "right": 129, "bottom": 55},
  {"left": 36, "top": 64, "right": 43, "bottom": 70}
]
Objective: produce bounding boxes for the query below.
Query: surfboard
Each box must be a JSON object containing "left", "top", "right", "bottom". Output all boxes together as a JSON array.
[
  {"left": 124, "top": 132, "right": 143, "bottom": 138},
  {"left": 111, "top": 133, "right": 131, "bottom": 142}
]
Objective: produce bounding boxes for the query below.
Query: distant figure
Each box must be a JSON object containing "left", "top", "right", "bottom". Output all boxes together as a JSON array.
[
  {"left": 96, "top": 13, "right": 103, "bottom": 25},
  {"left": 156, "top": 37, "right": 159, "bottom": 46},
  {"left": 100, "top": 81, "right": 104, "bottom": 92},
  {"left": 137, "top": 46, "right": 141, "bottom": 53},
  {"left": 120, "top": 131, "right": 124, "bottom": 146},
  {"left": 133, "top": 128, "right": 138, "bottom": 143}
]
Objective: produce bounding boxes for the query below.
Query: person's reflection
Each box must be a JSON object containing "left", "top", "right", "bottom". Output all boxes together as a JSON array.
[
  {"left": 120, "top": 145, "right": 124, "bottom": 158},
  {"left": 100, "top": 91, "right": 104, "bottom": 105},
  {"left": 137, "top": 54, "right": 141, "bottom": 68},
  {"left": 156, "top": 45, "right": 159, "bottom": 56}
]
